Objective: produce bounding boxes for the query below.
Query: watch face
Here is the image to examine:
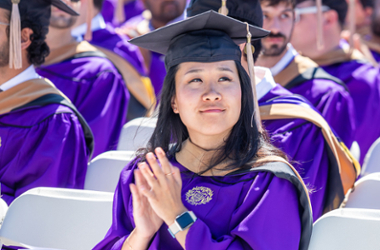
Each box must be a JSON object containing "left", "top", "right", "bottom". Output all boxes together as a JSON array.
[{"left": 176, "top": 212, "right": 194, "bottom": 229}]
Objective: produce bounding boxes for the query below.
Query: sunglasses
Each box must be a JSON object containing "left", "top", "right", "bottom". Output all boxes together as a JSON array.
[{"left": 294, "top": 5, "right": 330, "bottom": 22}]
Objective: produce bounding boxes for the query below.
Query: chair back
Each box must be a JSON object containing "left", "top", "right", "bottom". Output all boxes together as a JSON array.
[
  {"left": 85, "top": 151, "right": 135, "bottom": 192},
  {"left": 0, "top": 187, "right": 113, "bottom": 250},
  {"left": 308, "top": 208, "right": 380, "bottom": 250}
]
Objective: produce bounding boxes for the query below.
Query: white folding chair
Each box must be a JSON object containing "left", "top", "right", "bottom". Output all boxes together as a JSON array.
[
  {"left": 84, "top": 150, "right": 136, "bottom": 192},
  {"left": 362, "top": 137, "right": 380, "bottom": 176},
  {"left": 0, "top": 187, "right": 113, "bottom": 250},
  {"left": 117, "top": 117, "right": 157, "bottom": 151},
  {"left": 342, "top": 172, "right": 380, "bottom": 210},
  {"left": 308, "top": 208, "right": 380, "bottom": 250},
  {"left": 0, "top": 198, "right": 8, "bottom": 229}
]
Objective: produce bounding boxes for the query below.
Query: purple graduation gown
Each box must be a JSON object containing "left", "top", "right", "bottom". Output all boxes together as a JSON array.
[
  {"left": 120, "top": 14, "right": 167, "bottom": 99},
  {"left": 101, "top": 0, "right": 145, "bottom": 27},
  {"left": 93, "top": 158, "right": 307, "bottom": 250},
  {"left": 320, "top": 56, "right": 380, "bottom": 163},
  {"left": 283, "top": 72, "right": 355, "bottom": 148},
  {"left": 0, "top": 104, "right": 88, "bottom": 205},
  {"left": 260, "top": 85, "right": 342, "bottom": 221},
  {"left": 37, "top": 50, "right": 129, "bottom": 158},
  {"left": 89, "top": 24, "right": 147, "bottom": 77}
]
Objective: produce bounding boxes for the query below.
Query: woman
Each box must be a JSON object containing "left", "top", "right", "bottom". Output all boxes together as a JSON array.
[{"left": 94, "top": 11, "right": 312, "bottom": 250}]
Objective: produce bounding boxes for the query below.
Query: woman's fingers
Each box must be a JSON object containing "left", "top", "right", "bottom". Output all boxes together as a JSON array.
[
  {"left": 146, "top": 152, "right": 165, "bottom": 180},
  {"left": 138, "top": 162, "right": 158, "bottom": 189},
  {"left": 130, "top": 183, "right": 141, "bottom": 210},
  {"left": 155, "top": 147, "right": 174, "bottom": 177}
]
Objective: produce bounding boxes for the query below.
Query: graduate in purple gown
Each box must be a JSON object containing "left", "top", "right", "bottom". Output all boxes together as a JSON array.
[
  {"left": 37, "top": 1, "right": 129, "bottom": 158},
  {"left": 292, "top": 0, "right": 380, "bottom": 163},
  {"left": 0, "top": 0, "right": 91, "bottom": 205},
  {"left": 186, "top": 0, "right": 360, "bottom": 221},
  {"left": 361, "top": 0, "right": 380, "bottom": 63},
  {"left": 255, "top": 0, "right": 356, "bottom": 147},
  {"left": 117, "top": 0, "right": 188, "bottom": 101},
  {"left": 94, "top": 11, "right": 312, "bottom": 250},
  {"left": 71, "top": 0, "right": 155, "bottom": 120},
  {"left": 101, "top": 0, "right": 145, "bottom": 27}
]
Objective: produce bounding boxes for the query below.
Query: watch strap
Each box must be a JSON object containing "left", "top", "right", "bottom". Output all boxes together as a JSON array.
[{"left": 168, "top": 211, "right": 197, "bottom": 238}]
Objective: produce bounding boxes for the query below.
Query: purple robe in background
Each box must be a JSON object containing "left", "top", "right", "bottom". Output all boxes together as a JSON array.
[
  {"left": 93, "top": 157, "right": 306, "bottom": 250},
  {"left": 371, "top": 50, "right": 380, "bottom": 62},
  {"left": 101, "top": 0, "right": 145, "bottom": 27},
  {"left": 37, "top": 42, "right": 129, "bottom": 158},
  {"left": 149, "top": 52, "right": 167, "bottom": 100},
  {"left": 285, "top": 75, "right": 355, "bottom": 147},
  {"left": 315, "top": 48, "right": 380, "bottom": 164},
  {"left": 274, "top": 54, "right": 356, "bottom": 148},
  {"left": 0, "top": 104, "right": 88, "bottom": 204},
  {"left": 89, "top": 24, "right": 147, "bottom": 77},
  {"left": 260, "top": 85, "right": 343, "bottom": 221},
  {"left": 121, "top": 14, "right": 168, "bottom": 99}
]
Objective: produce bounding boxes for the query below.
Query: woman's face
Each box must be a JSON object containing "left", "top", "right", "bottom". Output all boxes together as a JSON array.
[{"left": 172, "top": 60, "right": 242, "bottom": 140}]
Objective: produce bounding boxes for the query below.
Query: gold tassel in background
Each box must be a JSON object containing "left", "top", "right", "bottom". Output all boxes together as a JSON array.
[
  {"left": 84, "top": 0, "right": 94, "bottom": 41},
  {"left": 9, "top": 0, "right": 22, "bottom": 69},
  {"left": 218, "top": 0, "right": 229, "bottom": 16}
]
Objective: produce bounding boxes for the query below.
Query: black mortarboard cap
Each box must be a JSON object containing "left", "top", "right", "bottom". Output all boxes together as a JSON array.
[
  {"left": 0, "top": 0, "right": 78, "bottom": 69},
  {"left": 187, "top": 0, "right": 264, "bottom": 28}
]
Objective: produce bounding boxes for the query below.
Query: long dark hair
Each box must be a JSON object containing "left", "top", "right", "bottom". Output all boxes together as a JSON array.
[{"left": 137, "top": 60, "right": 286, "bottom": 174}]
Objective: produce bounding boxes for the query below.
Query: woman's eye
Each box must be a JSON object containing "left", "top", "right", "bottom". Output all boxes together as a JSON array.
[
  {"left": 280, "top": 13, "right": 290, "bottom": 19},
  {"left": 219, "top": 77, "right": 231, "bottom": 82},
  {"left": 189, "top": 78, "right": 202, "bottom": 83}
]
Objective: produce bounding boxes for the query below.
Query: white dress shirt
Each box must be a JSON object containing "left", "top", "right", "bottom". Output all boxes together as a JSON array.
[
  {"left": 255, "top": 66, "right": 277, "bottom": 101},
  {"left": 270, "top": 43, "right": 299, "bottom": 77},
  {"left": 71, "top": 14, "right": 106, "bottom": 41},
  {"left": 0, "top": 65, "right": 40, "bottom": 92}
]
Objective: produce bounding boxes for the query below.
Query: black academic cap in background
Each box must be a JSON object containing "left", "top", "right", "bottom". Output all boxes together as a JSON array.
[{"left": 187, "top": 0, "right": 264, "bottom": 28}]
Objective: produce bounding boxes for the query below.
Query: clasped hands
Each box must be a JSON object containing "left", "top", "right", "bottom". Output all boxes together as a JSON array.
[{"left": 129, "top": 147, "right": 188, "bottom": 240}]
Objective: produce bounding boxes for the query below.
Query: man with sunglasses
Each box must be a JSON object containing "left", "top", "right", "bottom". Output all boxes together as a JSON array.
[
  {"left": 292, "top": 0, "right": 380, "bottom": 164},
  {"left": 37, "top": 0, "right": 130, "bottom": 158},
  {"left": 0, "top": 0, "right": 92, "bottom": 205},
  {"left": 255, "top": 0, "right": 356, "bottom": 149}
]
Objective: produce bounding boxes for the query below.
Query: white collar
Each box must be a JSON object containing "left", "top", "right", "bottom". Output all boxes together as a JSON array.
[
  {"left": 71, "top": 14, "right": 106, "bottom": 40},
  {"left": 270, "top": 43, "right": 299, "bottom": 77},
  {"left": 255, "top": 66, "right": 277, "bottom": 100},
  {"left": 0, "top": 65, "right": 40, "bottom": 92}
]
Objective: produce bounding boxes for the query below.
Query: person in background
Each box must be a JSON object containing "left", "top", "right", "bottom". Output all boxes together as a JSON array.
[
  {"left": 292, "top": 0, "right": 380, "bottom": 164},
  {"left": 0, "top": 0, "right": 91, "bottom": 205},
  {"left": 256, "top": 0, "right": 356, "bottom": 148},
  {"left": 37, "top": 0, "right": 129, "bottom": 158},
  {"left": 72, "top": 0, "right": 156, "bottom": 120},
  {"left": 101, "top": 0, "right": 145, "bottom": 27},
  {"left": 360, "top": 0, "right": 380, "bottom": 62},
  {"left": 117, "top": 0, "right": 188, "bottom": 102},
  {"left": 185, "top": 0, "right": 360, "bottom": 221},
  {"left": 94, "top": 11, "right": 312, "bottom": 250}
]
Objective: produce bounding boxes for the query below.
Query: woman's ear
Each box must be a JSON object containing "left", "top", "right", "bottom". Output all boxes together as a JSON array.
[
  {"left": 171, "top": 96, "right": 179, "bottom": 113},
  {"left": 21, "top": 27, "right": 33, "bottom": 51}
]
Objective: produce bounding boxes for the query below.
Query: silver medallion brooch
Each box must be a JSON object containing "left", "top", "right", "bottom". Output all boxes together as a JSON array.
[{"left": 185, "top": 186, "right": 213, "bottom": 206}]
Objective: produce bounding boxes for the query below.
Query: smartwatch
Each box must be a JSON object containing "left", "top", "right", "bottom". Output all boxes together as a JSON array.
[{"left": 168, "top": 211, "right": 197, "bottom": 238}]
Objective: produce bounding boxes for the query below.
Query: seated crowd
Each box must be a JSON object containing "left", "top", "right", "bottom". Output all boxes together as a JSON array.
[{"left": 0, "top": 0, "right": 379, "bottom": 249}]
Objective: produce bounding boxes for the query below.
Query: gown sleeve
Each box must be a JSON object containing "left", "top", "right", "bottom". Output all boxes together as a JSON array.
[{"left": 0, "top": 108, "right": 88, "bottom": 204}]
